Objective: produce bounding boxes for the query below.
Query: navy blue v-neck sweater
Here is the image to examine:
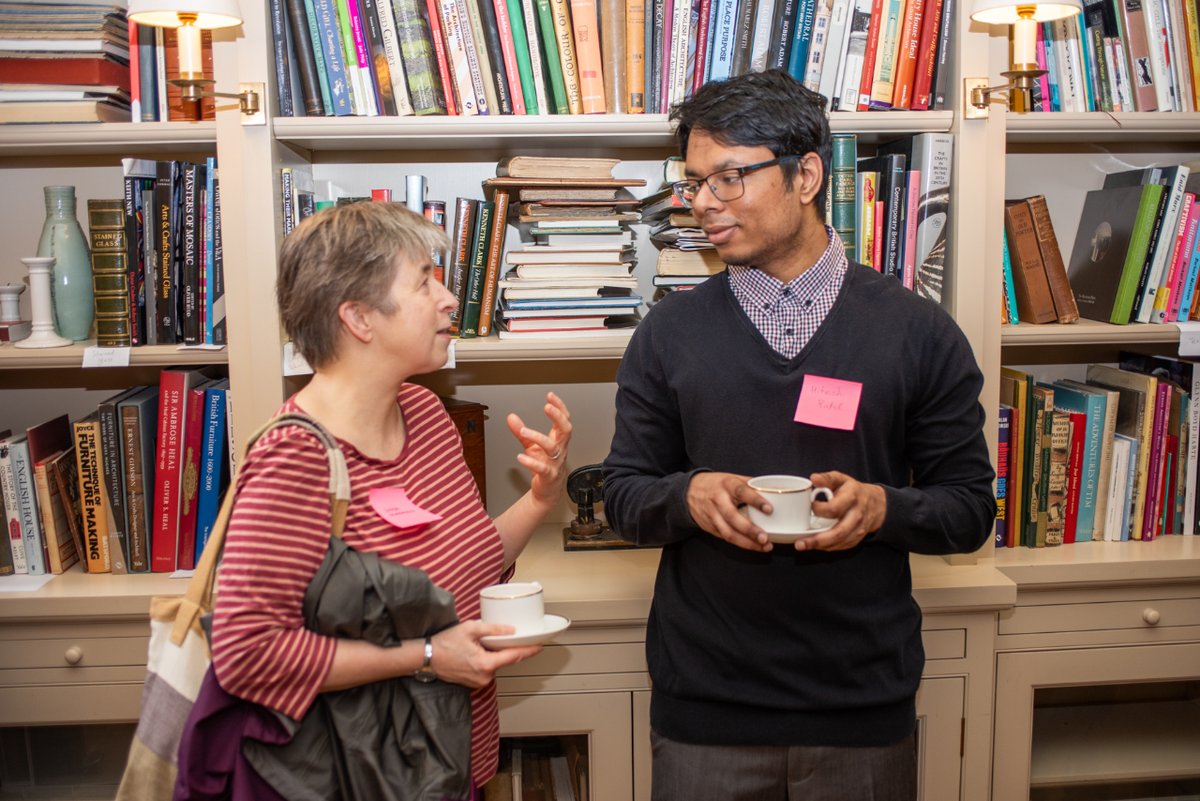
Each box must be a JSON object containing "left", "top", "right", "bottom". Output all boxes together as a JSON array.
[{"left": 603, "top": 264, "right": 995, "bottom": 747}]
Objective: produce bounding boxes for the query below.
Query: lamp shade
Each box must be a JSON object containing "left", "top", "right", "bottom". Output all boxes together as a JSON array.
[
  {"left": 969, "top": 0, "right": 1082, "bottom": 24},
  {"left": 127, "top": 0, "right": 243, "bottom": 28}
]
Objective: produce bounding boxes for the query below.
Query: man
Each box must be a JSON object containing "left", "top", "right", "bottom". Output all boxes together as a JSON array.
[{"left": 602, "top": 70, "right": 995, "bottom": 801}]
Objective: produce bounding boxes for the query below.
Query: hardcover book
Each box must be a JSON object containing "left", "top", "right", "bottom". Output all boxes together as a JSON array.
[
  {"left": 120, "top": 386, "right": 160, "bottom": 573},
  {"left": 1066, "top": 183, "right": 1163, "bottom": 324},
  {"left": 72, "top": 416, "right": 110, "bottom": 573}
]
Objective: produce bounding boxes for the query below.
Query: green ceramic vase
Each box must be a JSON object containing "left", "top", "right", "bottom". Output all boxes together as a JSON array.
[{"left": 37, "top": 185, "right": 93, "bottom": 341}]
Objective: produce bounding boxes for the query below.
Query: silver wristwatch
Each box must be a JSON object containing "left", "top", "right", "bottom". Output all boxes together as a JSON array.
[{"left": 414, "top": 635, "right": 437, "bottom": 683}]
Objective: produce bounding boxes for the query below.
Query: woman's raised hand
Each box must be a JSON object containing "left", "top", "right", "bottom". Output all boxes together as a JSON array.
[{"left": 506, "top": 391, "right": 573, "bottom": 509}]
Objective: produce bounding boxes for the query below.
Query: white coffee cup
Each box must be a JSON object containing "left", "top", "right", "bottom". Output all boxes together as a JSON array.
[
  {"left": 480, "top": 582, "right": 545, "bottom": 635},
  {"left": 745, "top": 475, "right": 834, "bottom": 533}
]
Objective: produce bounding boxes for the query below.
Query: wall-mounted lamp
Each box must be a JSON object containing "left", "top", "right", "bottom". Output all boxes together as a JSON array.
[
  {"left": 127, "top": 0, "right": 264, "bottom": 124},
  {"left": 964, "top": 0, "right": 1083, "bottom": 117}
]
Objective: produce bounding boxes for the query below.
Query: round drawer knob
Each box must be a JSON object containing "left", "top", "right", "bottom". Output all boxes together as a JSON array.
[
  {"left": 1142, "top": 608, "right": 1161, "bottom": 626},
  {"left": 64, "top": 646, "right": 83, "bottom": 665}
]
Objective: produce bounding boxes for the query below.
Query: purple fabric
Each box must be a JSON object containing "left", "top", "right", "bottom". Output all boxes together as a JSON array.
[{"left": 173, "top": 668, "right": 290, "bottom": 801}]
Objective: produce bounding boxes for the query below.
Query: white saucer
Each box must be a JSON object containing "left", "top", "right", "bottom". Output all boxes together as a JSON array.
[
  {"left": 738, "top": 508, "right": 838, "bottom": 544},
  {"left": 480, "top": 614, "right": 571, "bottom": 649}
]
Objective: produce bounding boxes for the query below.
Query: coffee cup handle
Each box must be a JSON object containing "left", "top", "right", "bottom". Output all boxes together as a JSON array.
[{"left": 813, "top": 487, "right": 834, "bottom": 504}]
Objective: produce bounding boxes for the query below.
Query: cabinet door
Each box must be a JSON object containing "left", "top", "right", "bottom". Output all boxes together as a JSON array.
[
  {"left": 916, "top": 677, "right": 965, "bottom": 801},
  {"left": 499, "top": 691, "right": 633, "bottom": 801},
  {"left": 993, "top": 641, "right": 1200, "bottom": 801}
]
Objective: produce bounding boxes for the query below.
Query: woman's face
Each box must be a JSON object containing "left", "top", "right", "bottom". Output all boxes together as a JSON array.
[{"left": 370, "top": 251, "right": 458, "bottom": 376}]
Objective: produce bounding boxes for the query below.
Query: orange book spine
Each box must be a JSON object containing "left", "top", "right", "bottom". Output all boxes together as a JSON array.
[
  {"left": 625, "top": 0, "right": 646, "bottom": 110},
  {"left": 889, "top": 0, "right": 925, "bottom": 109},
  {"left": 477, "top": 189, "right": 511, "bottom": 337}
]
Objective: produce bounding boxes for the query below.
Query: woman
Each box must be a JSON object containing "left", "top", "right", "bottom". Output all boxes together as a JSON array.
[{"left": 210, "top": 201, "right": 572, "bottom": 795}]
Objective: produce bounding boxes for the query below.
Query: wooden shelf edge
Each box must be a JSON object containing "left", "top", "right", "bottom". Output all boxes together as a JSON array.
[
  {"left": 0, "top": 121, "right": 217, "bottom": 155},
  {"left": 0, "top": 342, "right": 228, "bottom": 370},
  {"left": 1001, "top": 320, "right": 1181, "bottom": 346},
  {"left": 992, "top": 535, "right": 1200, "bottom": 587},
  {"left": 273, "top": 111, "right": 954, "bottom": 150},
  {"left": 1007, "top": 112, "right": 1200, "bottom": 143}
]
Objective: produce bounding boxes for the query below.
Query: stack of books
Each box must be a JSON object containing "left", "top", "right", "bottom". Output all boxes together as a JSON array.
[
  {"left": 481, "top": 156, "right": 645, "bottom": 340},
  {"left": 0, "top": 2, "right": 131, "bottom": 123},
  {"left": 641, "top": 166, "right": 725, "bottom": 298}
]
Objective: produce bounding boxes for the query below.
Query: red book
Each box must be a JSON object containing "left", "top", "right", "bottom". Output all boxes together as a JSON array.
[
  {"left": 0, "top": 56, "right": 131, "bottom": 92},
  {"left": 1163, "top": 433, "right": 1178, "bottom": 536},
  {"left": 425, "top": 0, "right": 460, "bottom": 114},
  {"left": 910, "top": 0, "right": 943, "bottom": 109},
  {"left": 1063, "top": 411, "right": 1086, "bottom": 544},
  {"left": 128, "top": 20, "right": 141, "bottom": 121},
  {"left": 1140, "top": 381, "right": 1172, "bottom": 541},
  {"left": 175, "top": 384, "right": 210, "bottom": 571},
  {"left": 151, "top": 368, "right": 211, "bottom": 572},
  {"left": 855, "top": 0, "right": 886, "bottom": 110},
  {"left": 371, "top": 188, "right": 393, "bottom": 201}
]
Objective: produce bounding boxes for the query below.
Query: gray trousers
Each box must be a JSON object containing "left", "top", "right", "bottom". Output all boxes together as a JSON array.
[{"left": 650, "top": 730, "right": 918, "bottom": 801}]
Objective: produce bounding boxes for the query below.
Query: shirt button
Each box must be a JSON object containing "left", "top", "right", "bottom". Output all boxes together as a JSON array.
[
  {"left": 782, "top": 288, "right": 792, "bottom": 296},
  {"left": 762, "top": 303, "right": 771, "bottom": 311},
  {"left": 784, "top": 329, "right": 795, "bottom": 336}
]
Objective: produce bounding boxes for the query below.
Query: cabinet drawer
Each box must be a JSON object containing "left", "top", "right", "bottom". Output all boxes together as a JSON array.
[
  {"left": 999, "top": 597, "right": 1200, "bottom": 636},
  {"left": 0, "top": 682, "right": 144, "bottom": 726},
  {"left": 0, "top": 637, "right": 148, "bottom": 670}
]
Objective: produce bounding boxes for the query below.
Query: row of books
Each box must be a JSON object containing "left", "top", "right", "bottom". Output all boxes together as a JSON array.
[
  {"left": 0, "top": 368, "right": 232, "bottom": 577},
  {"left": 0, "top": 2, "right": 131, "bottom": 124},
  {"left": 1029, "top": 0, "right": 1200, "bottom": 114},
  {"left": 1068, "top": 163, "right": 1200, "bottom": 325},
  {"left": 90, "top": 157, "right": 227, "bottom": 348},
  {"left": 126, "top": 22, "right": 217, "bottom": 123},
  {"left": 997, "top": 356, "right": 1200, "bottom": 549},
  {"left": 1005, "top": 163, "right": 1200, "bottom": 326},
  {"left": 270, "top": 0, "right": 957, "bottom": 118}
]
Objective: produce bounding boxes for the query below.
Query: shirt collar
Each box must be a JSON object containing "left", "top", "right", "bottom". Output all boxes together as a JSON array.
[{"left": 727, "top": 225, "right": 848, "bottom": 300}]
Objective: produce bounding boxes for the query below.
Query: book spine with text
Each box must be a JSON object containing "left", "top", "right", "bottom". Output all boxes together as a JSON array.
[
  {"left": 496, "top": 0, "right": 530, "bottom": 113},
  {"left": 361, "top": 0, "right": 402, "bottom": 115},
  {"left": 0, "top": 440, "right": 27, "bottom": 574},
  {"left": 570, "top": 0, "right": 607, "bottom": 111},
  {"left": 449, "top": 197, "right": 478, "bottom": 333},
  {"left": 439, "top": 0, "right": 482, "bottom": 113},
  {"left": 376, "top": 0, "right": 417, "bottom": 115},
  {"left": 151, "top": 370, "right": 198, "bottom": 572},
  {"left": 176, "top": 384, "right": 209, "bottom": 571},
  {"left": 521, "top": 0, "right": 551, "bottom": 112},
  {"left": 550, "top": 0, "right": 584, "bottom": 111},
  {"left": 154, "top": 161, "right": 178, "bottom": 344},
  {"left": 460, "top": 200, "right": 496, "bottom": 336},
  {"left": 477, "top": 189, "right": 511, "bottom": 337},
  {"left": 536, "top": 0, "right": 572, "bottom": 111},
  {"left": 98, "top": 391, "right": 135, "bottom": 573},
  {"left": 180, "top": 162, "right": 202, "bottom": 345},
  {"left": 314, "top": 0, "right": 355, "bottom": 114},
  {"left": 120, "top": 388, "right": 159, "bottom": 572},
  {"left": 72, "top": 420, "right": 111, "bottom": 573},
  {"left": 394, "top": 0, "right": 451, "bottom": 113},
  {"left": 195, "top": 384, "right": 229, "bottom": 561},
  {"left": 87, "top": 198, "right": 132, "bottom": 348}
]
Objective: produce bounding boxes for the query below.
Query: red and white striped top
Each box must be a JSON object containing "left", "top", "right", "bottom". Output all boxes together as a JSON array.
[{"left": 212, "top": 384, "right": 507, "bottom": 784}]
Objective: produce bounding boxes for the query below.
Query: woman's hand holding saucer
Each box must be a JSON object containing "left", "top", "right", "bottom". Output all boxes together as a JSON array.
[{"left": 431, "top": 621, "right": 542, "bottom": 689}]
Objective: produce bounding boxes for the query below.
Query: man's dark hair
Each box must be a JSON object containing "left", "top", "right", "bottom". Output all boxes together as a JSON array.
[{"left": 669, "top": 70, "right": 833, "bottom": 217}]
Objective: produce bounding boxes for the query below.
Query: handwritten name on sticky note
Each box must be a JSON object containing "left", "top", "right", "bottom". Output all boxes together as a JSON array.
[
  {"left": 794, "top": 375, "right": 863, "bottom": 431},
  {"left": 369, "top": 487, "right": 442, "bottom": 531}
]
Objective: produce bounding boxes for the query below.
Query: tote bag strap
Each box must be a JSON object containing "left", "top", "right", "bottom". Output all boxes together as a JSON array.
[{"left": 181, "top": 412, "right": 352, "bottom": 624}]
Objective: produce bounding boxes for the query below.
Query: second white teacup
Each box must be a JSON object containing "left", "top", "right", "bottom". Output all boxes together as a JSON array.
[
  {"left": 746, "top": 475, "right": 834, "bottom": 533},
  {"left": 480, "top": 581, "right": 545, "bottom": 635}
]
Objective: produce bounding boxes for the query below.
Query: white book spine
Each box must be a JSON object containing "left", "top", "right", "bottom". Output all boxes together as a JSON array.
[
  {"left": 454, "top": 0, "right": 492, "bottom": 114},
  {"left": 748, "top": 0, "right": 779, "bottom": 72},
  {"left": 1142, "top": 0, "right": 1175, "bottom": 110},
  {"left": 837, "top": 0, "right": 872, "bottom": 109},
  {"left": 818, "top": 0, "right": 854, "bottom": 107},
  {"left": 1136, "top": 166, "right": 1189, "bottom": 322},
  {"left": 668, "top": 0, "right": 692, "bottom": 104},
  {"left": 523, "top": 0, "right": 551, "bottom": 112},
  {"left": 439, "top": 0, "right": 482, "bottom": 113},
  {"left": 0, "top": 442, "right": 27, "bottom": 574}
]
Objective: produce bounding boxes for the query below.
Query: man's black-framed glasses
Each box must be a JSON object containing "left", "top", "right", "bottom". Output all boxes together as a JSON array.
[{"left": 670, "top": 154, "right": 803, "bottom": 207}]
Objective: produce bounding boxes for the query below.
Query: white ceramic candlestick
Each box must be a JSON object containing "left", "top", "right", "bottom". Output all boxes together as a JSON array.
[{"left": 14, "top": 257, "right": 72, "bottom": 349}]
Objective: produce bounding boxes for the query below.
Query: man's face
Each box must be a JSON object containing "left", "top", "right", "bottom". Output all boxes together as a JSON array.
[{"left": 685, "top": 132, "right": 821, "bottom": 282}]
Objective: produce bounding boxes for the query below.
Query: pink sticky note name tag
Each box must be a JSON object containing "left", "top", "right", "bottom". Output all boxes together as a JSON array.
[
  {"left": 794, "top": 375, "right": 863, "bottom": 431},
  {"left": 369, "top": 487, "right": 442, "bottom": 531}
]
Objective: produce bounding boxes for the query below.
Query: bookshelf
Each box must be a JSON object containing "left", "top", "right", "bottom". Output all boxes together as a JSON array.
[{"left": 984, "top": 26, "right": 1200, "bottom": 800}]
